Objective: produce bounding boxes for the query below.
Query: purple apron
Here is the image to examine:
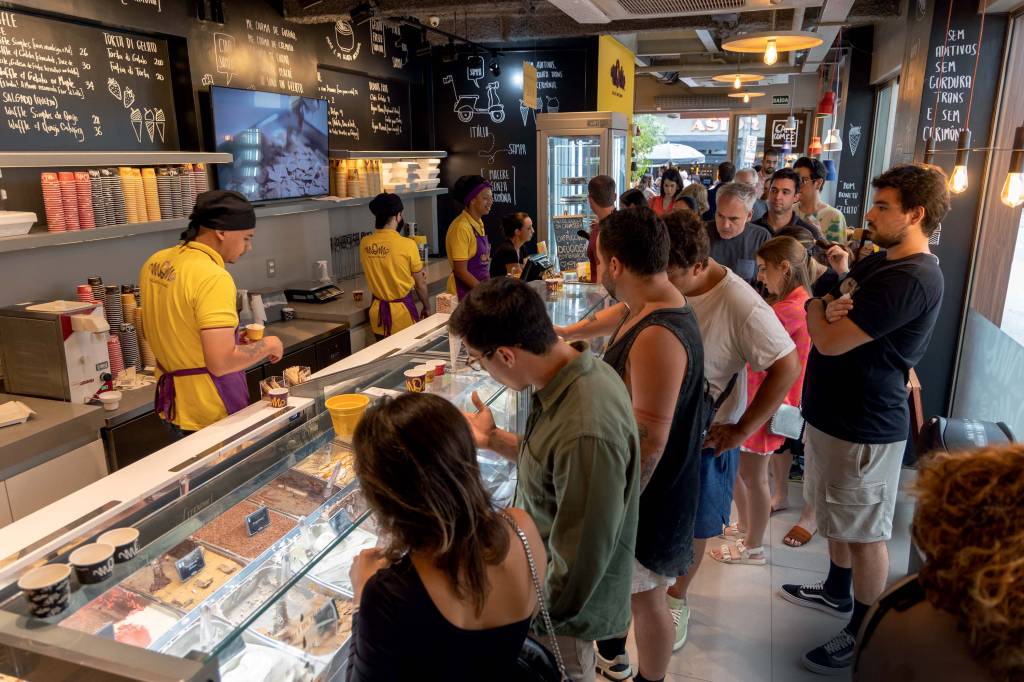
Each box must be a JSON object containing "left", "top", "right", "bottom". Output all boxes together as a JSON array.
[
  {"left": 154, "top": 328, "right": 250, "bottom": 424},
  {"left": 373, "top": 290, "right": 421, "bottom": 337},
  {"left": 456, "top": 232, "right": 491, "bottom": 300}
]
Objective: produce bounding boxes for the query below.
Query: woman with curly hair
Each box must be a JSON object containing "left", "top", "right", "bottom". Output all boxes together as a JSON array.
[{"left": 854, "top": 444, "right": 1024, "bottom": 681}]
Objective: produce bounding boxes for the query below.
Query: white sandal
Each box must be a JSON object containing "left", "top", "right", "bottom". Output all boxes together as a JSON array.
[
  {"left": 717, "top": 523, "right": 745, "bottom": 541},
  {"left": 710, "top": 540, "right": 766, "bottom": 566}
]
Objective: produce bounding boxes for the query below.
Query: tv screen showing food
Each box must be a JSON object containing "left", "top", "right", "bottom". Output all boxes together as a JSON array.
[{"left": 211, "top": 87, "right": 329, "bottom": 202}]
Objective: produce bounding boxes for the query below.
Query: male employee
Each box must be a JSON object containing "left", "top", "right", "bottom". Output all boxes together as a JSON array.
[
  {"left": 360, "top": 193, "right": 429, "bottom": 339},
  {"left": 140, "top": 190, "right": 283, "bottom": 438}
]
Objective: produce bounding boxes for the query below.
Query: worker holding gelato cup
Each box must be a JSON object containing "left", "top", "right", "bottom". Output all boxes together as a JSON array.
[
  {"left": 359, "top": 193, "right": 430, "bottom": 340},
  {"left": 140, "top": 190, "right": 283, "bottom": 439}
]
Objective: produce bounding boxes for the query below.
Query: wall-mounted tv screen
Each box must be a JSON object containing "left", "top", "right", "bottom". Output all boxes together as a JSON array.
[{"left": 211, "top": 87, "right": 329, "bottom": 202}]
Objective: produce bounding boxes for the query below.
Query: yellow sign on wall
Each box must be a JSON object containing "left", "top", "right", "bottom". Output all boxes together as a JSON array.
[
  {"left": 598, "top": 36, "right": 635, "bottom": 181},
  {"left": 522, "top": 62, "right": 538, "bottom": 110},
  {"left": 597, "top": 36, "right": 635, "bottom": 116}
]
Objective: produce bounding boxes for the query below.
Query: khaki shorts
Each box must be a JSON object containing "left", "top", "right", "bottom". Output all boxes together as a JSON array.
[
  {"left": 631, "top": 558, "right": 676, "bottom": 594},
  {"left": 804, "top": 423, "right": 905, "bottom": 543},
  {"left": 529, "top": 634, "right": 596, "bottom": 682}
]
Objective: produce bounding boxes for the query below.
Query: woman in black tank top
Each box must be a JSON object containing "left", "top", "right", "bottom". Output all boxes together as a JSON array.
[{"left": 345, "top": 393, "right": 544, "bottom": 681}]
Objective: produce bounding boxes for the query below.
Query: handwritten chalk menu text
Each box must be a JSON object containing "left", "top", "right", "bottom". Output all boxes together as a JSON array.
[
  {"left": 317, "top": 68, "right": 410, "bottom": 150},
  {"left": 0, "top": 10, "right": 177, "bottom": 151}
]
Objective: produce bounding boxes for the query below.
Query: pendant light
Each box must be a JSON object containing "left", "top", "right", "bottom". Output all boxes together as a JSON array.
[
  {"left": 1000, "top": 125, "right": 1024, "bottom": 208},
  {"left": 712, "top": 73, "right": 761, "bottom": 87},
  {"left": 728, "top": 92, "right": 765, "bottom": 103},
  {"left": 808, "top": 136, "right": 823, "bottom": 156},
  {"left": 949, "top": 0, "right": 988, "bottom": 195},
  {"left": 783, "top": 74, "right": 798, "bottom": 131},
  {"left": 764, "top": 38, "right": 778, "bottom": 65},
  {"left": 734, "top": 75, "right": 742, "bottom": 89},
  {"left": 722, "top": 31, "right": 823, "bottom": 59},
  {"left": 823, "top": 127, "right": 843, "bottom": 152}
]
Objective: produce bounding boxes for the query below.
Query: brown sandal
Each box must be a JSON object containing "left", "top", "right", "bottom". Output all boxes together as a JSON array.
[{"left": 783, "top": 525, "right": 815, "bottom": 547}]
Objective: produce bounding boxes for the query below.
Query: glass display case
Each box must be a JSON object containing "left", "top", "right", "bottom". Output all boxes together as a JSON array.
[
  {"left": 0, "top": 285, "right": 607, "bottom": 681},
  {"left": 536, "top": 112, "right": 629, "bottom": 274}
]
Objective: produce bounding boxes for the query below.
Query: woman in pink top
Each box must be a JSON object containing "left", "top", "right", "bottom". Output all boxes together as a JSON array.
[
  {"left": 712, "top": 236, "right": 812, "bottom": 565},
  {"left": 648, "top": 167, "right": 684, "bottom": 216}
]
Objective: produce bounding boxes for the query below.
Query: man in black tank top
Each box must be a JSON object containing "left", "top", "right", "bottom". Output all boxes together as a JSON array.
[{"left": 592, "top": 207, "right": 707, "bottom": 682}]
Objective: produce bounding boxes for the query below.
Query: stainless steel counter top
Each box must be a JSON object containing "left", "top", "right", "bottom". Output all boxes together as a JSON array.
[{"left": 0, "top": 393, "right": 105, "bottom": 480}]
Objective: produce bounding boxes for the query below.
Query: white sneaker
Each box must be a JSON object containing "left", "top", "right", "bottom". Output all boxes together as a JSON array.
[
  {"left": 667, "top": 595, "right": 690, "bottom": 651},
  {"left": 595, "top": 652, "right": 634, "bottom": 681}
]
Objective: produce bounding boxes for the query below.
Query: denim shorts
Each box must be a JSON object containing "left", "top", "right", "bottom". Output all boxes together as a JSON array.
[{"left": 694, "top": 447, "right": 739, "bottom": 539}]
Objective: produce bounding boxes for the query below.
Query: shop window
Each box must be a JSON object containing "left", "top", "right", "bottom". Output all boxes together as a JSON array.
[{"left": 731, "top": 115, "right": 766, "bottom": 168}]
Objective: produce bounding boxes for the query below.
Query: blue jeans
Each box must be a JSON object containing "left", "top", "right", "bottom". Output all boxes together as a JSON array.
[{"left": 693, "top": 447, "right": 739, "bottom": 539}]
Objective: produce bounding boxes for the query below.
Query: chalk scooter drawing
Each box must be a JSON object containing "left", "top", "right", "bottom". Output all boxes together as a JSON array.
[{"left": 442, "top": 75, "right": 505, "bottom": 124}]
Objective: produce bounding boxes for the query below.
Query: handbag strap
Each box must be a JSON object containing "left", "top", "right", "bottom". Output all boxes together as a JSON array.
[{"left": 499, "top": 511, "right": 568, "bottom": 681}]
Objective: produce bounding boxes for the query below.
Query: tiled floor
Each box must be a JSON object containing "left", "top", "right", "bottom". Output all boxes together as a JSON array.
[{"left": 618, "top": 473, "right": 916, "bottom": 682}]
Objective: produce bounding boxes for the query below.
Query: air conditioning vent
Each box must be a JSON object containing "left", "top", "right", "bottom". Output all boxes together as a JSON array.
[
  {"left": 619, "top": 0, "right": 745, "bottom": 16},
  {"left": 654, "top": 94, "right": 739, "bottom": 111}
]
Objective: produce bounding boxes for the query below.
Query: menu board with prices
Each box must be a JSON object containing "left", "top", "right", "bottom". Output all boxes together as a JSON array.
[
  {"left": 551, "top": 214, "right": 588, "bottom": 272},
  {"left": 317, "top": 67, "right": 410, "bottom": 150},
  {"left": 0, "top": 9, "right": 178, "bottom": 151}
]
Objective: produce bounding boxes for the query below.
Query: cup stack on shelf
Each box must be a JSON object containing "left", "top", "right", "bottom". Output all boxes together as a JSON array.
[
  {"left": 35, "top": 164, "right": 211, "bottom": 232},
  {"left": 107, "top": 336, "right": 125, "bottom": 380},
  {"left": 103, "top": 285, "right": 123, "bottom": 336},
  {"left": 327, "top": 159, "right": 386, "bottom": 198},
  {"left": 135, "top": 307, "right": 157, "bottom": 369},
  {"left": 120, "top": 323, "right": 142, "bottom": 372},
  {"left": 88, "top": 276, "right": 105, "bottom": 305},
  {"left": 76, "top": 284, "right": 97, "bottom": 304}
]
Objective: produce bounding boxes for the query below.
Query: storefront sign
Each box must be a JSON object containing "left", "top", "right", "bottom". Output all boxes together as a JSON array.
[{"left": 765, "top": 113, "right": 808, "bottom": 152}]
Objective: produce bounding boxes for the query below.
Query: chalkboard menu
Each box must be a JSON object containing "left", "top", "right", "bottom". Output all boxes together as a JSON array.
[
  {"left": 834, "top": 26, "right": 874, "bottom": 228},
  {"left": 314, "top": 18, "right": 418, "bottom": 82},
  {"left": 0, "top": 8, "right": 178, "bottom": 151},
  {"left": 317, "top": 68, "right": 410, "bottom": 150},
  {"left": 912, "top": 6, "right": 1007, "bottom": 420},
  {"left": 551, "top": 215, "right": 587, "bottom": 271},
  {"left": 434, "top": 49, "right": 591, "bottom": 248}
]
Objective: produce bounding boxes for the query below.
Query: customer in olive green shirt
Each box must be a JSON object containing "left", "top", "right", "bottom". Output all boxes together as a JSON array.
[{"left": 450, "top": 277, "right": 640, "bottom": 681}]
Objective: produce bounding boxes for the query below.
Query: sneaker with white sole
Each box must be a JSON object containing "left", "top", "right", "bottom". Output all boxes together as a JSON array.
[
  {"left": 803, "top": 628, "right": 856, "bottom": 675},
  {"left": 780, "top": 581, "right": 853, "bottom": 618},
  {"left": 595, "top": 652, "right": 634, "bottom": 681},
  {"left": 667, "top": 595, "right": 690, "bottom": 651}
]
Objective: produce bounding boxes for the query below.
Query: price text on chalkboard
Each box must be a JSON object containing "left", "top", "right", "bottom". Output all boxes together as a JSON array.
[
  {"left": 551, "top": 215, "right": 588, "bottom": 271},
  {"left": 318, "top": 68, "right": 411, "bottom": 150},
  {"left": 0, "top": 9, "right": 177, "bottom": 151}
]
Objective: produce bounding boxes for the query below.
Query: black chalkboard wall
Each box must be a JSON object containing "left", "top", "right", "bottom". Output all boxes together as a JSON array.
[
  {"left": 833, "top": 25, "right": 874, "bottom": 229},
  {"left": 0, "top": 0, "right": 426, "bottom": 156},
  {"left": 0, "top": 8, "right": 179, "bottom": 151},
  {"left": 912, "top": 5, "right": 1007, "bottom": 419},
  {"left": 317, "top": 68, "right": 411, "bottom": 151},
  {"left": 433, "top": 48, "right": 594, "bottom": 250}
]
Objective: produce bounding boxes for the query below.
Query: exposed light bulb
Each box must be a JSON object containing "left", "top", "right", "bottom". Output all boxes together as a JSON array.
[
  {"left": 734, "top": 76, "right": 741, "bottom": 89},
  {"left": 743, "top": 93, "right": 750, "bottom": 103},
  {"left": 948, "top": 164, "right": 969, "bottom": 194},
  {"left": 1001, "top": 172, "right": 1024, "bottom": 208},
  {"left": 764, "top": 38, "right": 778, "bottom": 66}
]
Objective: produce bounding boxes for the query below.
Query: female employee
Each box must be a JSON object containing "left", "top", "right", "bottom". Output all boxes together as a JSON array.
[
  {"left": 446, "top": 175, "right": 493, "bottom": 299},
  {"left": 140, "top": 190, "right": 283, "bottom": 439},
  {"left": 489, "top": 212, "right": 534, "bottom": 278},
  {"left": 360, "top": 193, "right": 430, "bottom": 339}
]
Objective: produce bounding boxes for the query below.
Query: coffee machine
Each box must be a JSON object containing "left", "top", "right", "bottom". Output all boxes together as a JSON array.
[{"left": 0, "top": 301, "right": 111, "bottom": 403}]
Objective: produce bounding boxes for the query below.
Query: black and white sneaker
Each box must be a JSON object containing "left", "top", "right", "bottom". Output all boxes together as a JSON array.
[
  {"left": 803, "top": 628, "right": 856, "bottom": 675},
  {"left": 595, "top": 652, "right": 635, "bottom": 681},
  {"left": 779, "top": 581, "right": 853, "bottom": 617}
]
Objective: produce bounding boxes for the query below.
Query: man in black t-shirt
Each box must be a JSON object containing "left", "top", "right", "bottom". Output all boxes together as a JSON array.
[
  {"left": 782, "top": 164, "right": 949, "bottom": 676},
  {"left": 753, "top": 167, "right": 822, "bottom": 240},
  {"left": 704, "top": 181, "right": 771, "bottom": 285}
]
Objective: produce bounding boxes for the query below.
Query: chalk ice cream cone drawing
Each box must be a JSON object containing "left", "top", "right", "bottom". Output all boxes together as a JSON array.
[
  {"left": 130, "top": 108, "right": 143, "bottom": 143},
  {"left": 155, "top": 109, "right": 166, "bottom": 142},
  {"left": 108, "top": 79, "right": 122, "bottom": 101},
  {"left": 144, "top": 109, "right": 156, "bottom": 142},
  {"left": 848, "top": 124, "right": 862, "bottom": 157}
]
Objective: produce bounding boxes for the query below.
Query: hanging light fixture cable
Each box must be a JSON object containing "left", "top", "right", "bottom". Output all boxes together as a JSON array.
[{"left": 949, "top": 0, "right": 987, "bottom": 194}]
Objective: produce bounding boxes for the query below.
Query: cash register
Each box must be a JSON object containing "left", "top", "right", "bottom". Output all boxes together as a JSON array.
[{"left": 284, "top": 281, "right": 344, "bottom": 304}]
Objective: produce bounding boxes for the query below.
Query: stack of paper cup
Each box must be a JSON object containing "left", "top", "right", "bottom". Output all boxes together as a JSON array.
[
  {"left": 104, "top": 169, "right": 126, "bottom": 225},
  {"left": 104, "top": 285, "right": 123, "bottom": 332},
  {"left": 169, "top": 168, "right": 184, "bottom": 218},
  {"left": 40, "top": 172, "right": 66, "bottom": 231},
  {"left": 135, "top": 307, "right": 156, "bottom": 369},
  {"left": 88, "top": 276, "right": 104, "bottom": 305},
  {"left": 121, "top": 292, "right": 137, "bottom": 329},
  {"left": 179, "top": 165, "right": 194, "bottom": 212},
  {"left": 89, "top": 170, "right": 107, "bottom": 228},
  {"left": 132, "top": 169, "right": 147, "bottom": 222},
  {"left": 107, "top": 336, "right": 125, "bottom": 379},
  {"left": 141, "top": 168, "right": 161, "bottom": 221},
  {"left": 74, "top": 171, "right": 95, "bottom": 229},
  {"left": 58, "top": 172, "right": 80, "bottom": 230},
  {"left": 76, "top": 284, "right": 96, "bottom": 303},
  {"left": 119, "top": 168, "right": 138, "bottom": 224},
  {"left": 156, "top": 167, "right": 172, "bottom": 219},
  {"left": 120, "top": 323, "right": 141, "bottom": 371}
]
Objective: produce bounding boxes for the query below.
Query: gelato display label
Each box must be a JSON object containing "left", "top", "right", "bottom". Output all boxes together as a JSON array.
[
  {"left": 313, "top": 599, "right": 340, "bottom": 632},
  {"left": 246, "top": 506, "right": 271, "bottom": 537},
  {"left": 97, "top": 622, "right": 116, "bottom": 639},
  {"left": 175, "top": 546, "right": 206, "bottom": 582}
]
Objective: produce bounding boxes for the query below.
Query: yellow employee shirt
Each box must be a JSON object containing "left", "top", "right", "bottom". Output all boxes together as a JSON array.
[
  {"left": 139, "top": 241, "right": 239, "bottom": 431},
  {"left": 359, "top": 228, "right": 423, "bottom": 336},
  {"left": 445, "top": 210, "right": 486, "bottom": 294}
]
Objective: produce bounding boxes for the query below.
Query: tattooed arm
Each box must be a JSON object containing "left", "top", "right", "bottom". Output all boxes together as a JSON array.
[
  {"left": 627, "top": 325, "right": 687, "bottom": 491},
  {"left": 200, "top": 328, "right": 284, "bottom": 376}
]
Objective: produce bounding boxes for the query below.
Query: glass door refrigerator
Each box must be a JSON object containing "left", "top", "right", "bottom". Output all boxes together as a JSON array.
[{"left": 536, "top": 112, "right": 629, "bottom": 277}]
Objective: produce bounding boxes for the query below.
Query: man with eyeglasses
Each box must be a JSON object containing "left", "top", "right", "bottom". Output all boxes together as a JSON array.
[
  {"left": 754, "top": 167, "right": 821, "bottom": 241},
  {"left": 704, "top": 181, "right": 772, "bottom": 286},
  {"left": 793, "top": 156, "right": 848, "bottom": 243},
  {"left": 450, "top": 277, "right": 641, "bottom": 682}
]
